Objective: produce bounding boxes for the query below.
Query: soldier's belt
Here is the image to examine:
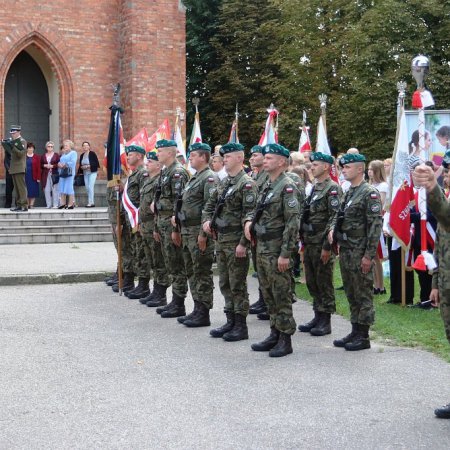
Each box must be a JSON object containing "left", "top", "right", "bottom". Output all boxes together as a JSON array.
[
  {"left": 336, "top": 230, "right": 366, "bottom": 240},
  {"left": 158, "top": 211, "right": 173, "bottom": 217},
  {"left": 216, "top": 225, "right": 242, "bottom": 234},
  {"left": 180, "top": 218, "right": 201, "bottom": 227},
  {"left": 256, "top": 231, "right": 284, "bottom": 242},
  {"left": 302, "top": 223, "right": 326, "bottom": 233}
]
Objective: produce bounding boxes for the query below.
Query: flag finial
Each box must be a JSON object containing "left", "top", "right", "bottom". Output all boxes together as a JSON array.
[
  {"left": 302, "top": 110, "right": 307, "bottom": 127},
  {"left": 319, "top": 94, "right": 327, "bottom": 115},
  {"left": 192, "top": 97, "right": 200, "bottom": 113},
  {"left": 111, "top": 83, "right": 121, "bottom": 107},
  {"left": 397, "top": 81, "right": 407, "bottom": 110},
  {"left": 411, "top": 55, "right": 430, "bottom": 90}
]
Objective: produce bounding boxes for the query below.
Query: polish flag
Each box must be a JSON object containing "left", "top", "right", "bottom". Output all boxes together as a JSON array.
[
  {"left": 189, "top": 112, "right": 202, "bottom": 146},
  {"left": 316, "top": 115, "right": 338, "bottom": 182},
  {"left": 299, "top": 126, "right": 311, "bottom": 153},
  {"left": 122, "top": 179, "right": 139, "bottom": 232},
  {"left": 258, "top": 106, "right": 278, "bottom": 146}
]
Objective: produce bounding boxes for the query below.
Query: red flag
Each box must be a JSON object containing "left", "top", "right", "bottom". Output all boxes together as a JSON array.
[
  {"left": 147, "top": 119, "right": 171, "bottom": 152},
  {"left": 299, "top": 126, "right": 311, "bottom": 153},
  {"left": 127, "top": 127, "right": 149, "bottom": 149},
  {"left": 259, "top": 105, "right": 278, "bottom": 146}
]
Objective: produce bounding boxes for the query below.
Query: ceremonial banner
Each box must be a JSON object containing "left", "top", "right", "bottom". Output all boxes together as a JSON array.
[
  {"left": 315, "top": 115, "right": 338, "bottom": 182},
  {"left": 389, "top": 108, "right": 412, "bottom": 249},
  {"left": 259, "top": 106, "right": 278, "bottom": 146},
  {"left": 299, "top": 125, "right": 311, "bottom": 153},
  {"left": 189, "top": 112, "right": 202, "bottom": 145},
  {"left": 127, "top": 127, "right": 149, "bottom": 149},
  {"left": 122, "top": 179, "right": 139, "bottom": 232},
  {"left": 228, "top": 119, "right": 239, "bottom": 144},
  {"left": 106, "top": 105, "right": 125, "bottom": 182},
  {"left": 148, "top": 119, "right": 171, "bottom": 152}
]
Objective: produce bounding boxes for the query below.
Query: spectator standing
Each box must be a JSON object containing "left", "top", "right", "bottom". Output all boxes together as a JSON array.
[
  {"left": 58, "top": 139, "right": 77, "bottom": 209},
  {"left": 40, "top": 141, "right": 60, "bottom": 208},
  {"left": 25, "top": 142, "right": 41, "bottom": 208},
  {"left": 78, "top": 141, "right": 99, "bottom": 207},
  {"left": 211, "top": 150, "right": 227, "bottom": 181}
]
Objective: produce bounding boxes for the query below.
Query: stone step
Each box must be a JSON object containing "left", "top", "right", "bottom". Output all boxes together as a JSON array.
[
  {"left": 0, "top": 208, "right": 108, "bottom": 220},
  {"left": 0, "top": 232, "right": 113, "bottom": 245},
  {"left": 0, "top": 217, "right": 109, "bottom": 226},
  {"left": 0, "top": 224, "right": 112, "bottom": 234}
]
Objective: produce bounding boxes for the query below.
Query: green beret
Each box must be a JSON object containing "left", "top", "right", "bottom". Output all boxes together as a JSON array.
[
  {"left": 442, "top": 150, "right": 450, "bottom": 169},
  {"left": 262, "top": 143, "right": 290, "bottom": 158},
  {"left": 189, "top": 142, "right": 211, "bottom": 153},
  {"left": 146, "top": 150, "right": 159, "bottom": 161},
  {"left": 155, "top": 139, "right": 177, "bottom": 149},
  {"left": 310, "top": 152, "right": 334, "bottom": 164},
  {"left": 250, "top": 145, "right": 263, "bottom": 154},
  {"left": 339, "top": 153, "right": 366, "bottom": 167},
  {"left": 220, "top": 142, "right": 245, "bottom": 155},
  {"left": 125, "top": 144, "right": 146, "bottom": 155}
]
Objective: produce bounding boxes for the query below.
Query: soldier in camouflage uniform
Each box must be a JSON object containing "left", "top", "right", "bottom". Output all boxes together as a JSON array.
[
  {"left": 121, "top": 145, "right": 150, "bottom": 299},
  {"left": 137, "top": 151, "right": 171, "bottom": 306},
  {"left": 298, "top": 152, "right": 342, "bottom": 336},
  {"left": 413, "top": 159, "right": 450, "bottom": 418},
  {"left": 174, "top": 142, "right": 218, "bottom": 327},
  {"left": 248, "top": 145, "right": 270, "bottom": 316},
  {"left": 202, "top": 143, "right": 257, "bottom": 341},
  {"left": 328, "top": 153, "right": 382, "bottom": 351},
  {"left": 244, "top": 144, "right": 301, "bottom": 357},
  {"left": 150, "top": 139, "right": 190, "bottom": 318}
]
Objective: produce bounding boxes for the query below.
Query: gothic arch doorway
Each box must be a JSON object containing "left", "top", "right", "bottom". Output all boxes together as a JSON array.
[{"left": 4, "top": 50, "right": 52, "bottom": 154}]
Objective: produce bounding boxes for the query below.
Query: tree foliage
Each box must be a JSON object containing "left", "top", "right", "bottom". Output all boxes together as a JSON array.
[{"left": 186, "top": 0, "right": 450, "bottom": 160}]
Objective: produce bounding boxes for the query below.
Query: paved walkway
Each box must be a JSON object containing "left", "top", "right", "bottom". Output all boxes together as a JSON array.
[{"left": 1, "top": 243, "right": 450, "bottom": 448}]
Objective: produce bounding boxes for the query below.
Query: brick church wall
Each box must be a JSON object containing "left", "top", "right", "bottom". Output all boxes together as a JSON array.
[{"left": 0, "top": 0, "right": 186, "bottom": 179}]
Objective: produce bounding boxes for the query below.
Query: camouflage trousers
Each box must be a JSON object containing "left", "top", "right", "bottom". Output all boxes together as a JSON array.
[
  {"left": 304, "top": 244, "right": 336, "bottom": 313},
  {"left": 182, "top": 228, "right": 214, "bottom": 309},
  {"left": 129, "top": 225, "right": 149, "bottom": 278},
  {"left": 437, "top": 273, "right": 450, "bottom": 344},
  {"left": 141, "top": 227, "right": 170, "bottom": 287},
  {"left": 216, "top": 241, "right": 250, "bottom": 317},
  {"left": 157, "top": 217, "right": 188, "bottom": 297},
  {"left": 107, "top": 186, "right": 121, "bottom": 252},
  {"left": 339, "top": 247, "right": 375, "bottom": 326},
  {"left": 256, "top": 251, "right": 296, "bottom": 335}
]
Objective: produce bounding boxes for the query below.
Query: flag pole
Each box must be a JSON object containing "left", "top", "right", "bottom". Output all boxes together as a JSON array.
[
  {"left": 401, "top": 248, "right": 406, "bottom": 306},
  {"left": 235, "top": 103, "right": 239, "bottom": 143},
  {"left": 319, "top": 94, "right": 327, "bottom": 136}
]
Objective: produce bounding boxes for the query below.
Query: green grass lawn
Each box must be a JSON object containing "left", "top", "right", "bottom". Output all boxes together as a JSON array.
[{"left": 295, "top": 262, "right": 450, "bottom": 363}]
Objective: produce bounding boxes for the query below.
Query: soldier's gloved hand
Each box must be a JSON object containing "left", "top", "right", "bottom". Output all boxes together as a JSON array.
[
  {"left": 203, "top": 221, "right": 212, "bottom": 235},
  {"left": 277, "top": 256, "right": 290, "bottom": 273},
  {"left": 430, "top": 288, "right": 440, "bottom": 307},
  {"left": 244, "top": 221, "right": 252, "bottom": 241},
  {"left": 235, "top": 244, "right": 247, "bottom": 258},
  {"left": 172, "top": 231, "right": 182, "bottom": 247},
  {"left": 360, "top": 256, "right": 372, "bottom": 274},
  {"left": 320, "top": 249, "right": 331, "bottom": 265},
  {"left": 153, "top": 231, "right": 161, "bottom": 242},
  {"left": 412, "top": 165, "right": 437, "bottom": 193},
  {"left": 198, "top": 234, "right": 207, "bottom": 252}
]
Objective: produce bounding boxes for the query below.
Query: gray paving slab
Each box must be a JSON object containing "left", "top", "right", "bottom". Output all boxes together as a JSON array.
[{"left": 1, "top": 276, "right": 450, "bottom": 449}]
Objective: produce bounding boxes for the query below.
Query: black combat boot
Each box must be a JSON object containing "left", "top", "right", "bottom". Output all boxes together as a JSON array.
[
  {"left": 298, "top": 311, "right": 320, "bottom": 332},
  {"left": 269, "top": 332, "right": 293, "bottom": 357},
  {"left": 112, "top": 273, "right": 135, "bottom": 293},
  {"left": 251, "top": 328, "right": 280, "bottom": 351},
  {"left": 310, "top": 312, "right": 332, "bottom": 336},
  {"left": 249, "top": 290, "right": 267, "bottom": 315},
  {"left": 177, "top": 300, "right": 200, "bottom": 324},
  {"left": 160, "top": 293, "right": 186, "bottom": 318},
  {"left": 333, "top": 323, "right": 358, "bottom": 348},
  {"left": 105, "top": 271, "right": 118, "bottom": 285},
  {"left": 127, "top": 278, "right": 150, "bottom": 299},
  {"left": 210, "top": 312, "right": 235, "bottom": 338},
  {"left": 344, "top": 324, "right": 371, "bottom": 351},
  {"left": 257, "top": 311, "right": 270, "bottom": 320},
  {"left": 435, "top": 403, "right": 450, "bottom": 419},
  {"left": 222, "top": 314, "right": 248, "bottom": 342},
  {"left": 184, "top": 302, "right": 211, "bottom": 327},
  {"left": 145, "top": 284, "right": 168, "bottom": 307},
  {"left": 139, "top": 283, "right": 153, "bottom": 304}
]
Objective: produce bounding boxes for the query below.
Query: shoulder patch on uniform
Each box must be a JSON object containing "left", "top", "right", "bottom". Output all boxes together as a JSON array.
[
  {"left": 370, "top": 193, "right": 378, "bottom": 199},
  {"left": 330, "top": 198, "right": 339, "bottom": 207},
  {"left": 143, "top": 172, "right": 149, "bottom": 177},
  {"left": 245, "top": 194, "right": 255, "bottom": 203},
  {"left": 288, "top": 198, "right": 297, "bottom": 208},
  {"left": 330, "top": 190, "right": 338, "bottom": 196},
  {"left": 174, "top": 173, "right": 181, "bottom": 179},
  {"left": 285, "top": 186, "right": 294, "bottom": 193},
  {"left": 208, "top": 177, "right": 215, "bottom": 182},
  {"left": 244, "top": 183, "right": 253, "bottom": 190},
  {"left": 371, "top": 204, "right": 381, "bottom": 213}
]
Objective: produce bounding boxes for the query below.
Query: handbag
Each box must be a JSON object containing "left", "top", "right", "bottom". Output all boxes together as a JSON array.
[
  {"left": 60, "top": 166, "right": 72, "bottom": 178},
  {"left": 51, "top": 172, "right": 60, "bottom": 184},
  {"left": 74, "top": 174, "right": 85, "bottom": 186}
]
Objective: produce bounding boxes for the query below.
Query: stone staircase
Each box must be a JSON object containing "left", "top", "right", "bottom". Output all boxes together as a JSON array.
[{"left": 0, "top": 208, "right": 113, "bottom": 244}]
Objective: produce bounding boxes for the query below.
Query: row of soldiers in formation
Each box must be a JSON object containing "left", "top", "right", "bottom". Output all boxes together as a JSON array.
[{"left": 104, "top": 139, "right": 383, "bottom": 358}]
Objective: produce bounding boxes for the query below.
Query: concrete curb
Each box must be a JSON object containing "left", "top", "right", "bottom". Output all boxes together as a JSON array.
[{"left": 0, "top": 271, "right": 112, "bottom": 286}]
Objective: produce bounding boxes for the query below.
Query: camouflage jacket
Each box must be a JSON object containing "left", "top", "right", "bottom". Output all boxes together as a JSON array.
[
  {"left": 155, "top": 160, "right": 190, "bottom": 221},
  {"left": 245, "top": 172, "right": 301, "bottom": 257},
  {"left": 202, "top": 169, "right": 257, "bottom": 246},
  {"left": 332, "top": 180, "right": 382, "bottom": 259},
  {"left": 2, "top": 137, "right": 27, "bottom": 174},
  {"left": 252, "top": 169, "right": 270, "bottom": 192},
  {"left": 139, "top": 173, "right": 159, "bottom": 231},
  {"left": 126, "top": 165, "right": 147, "bottom": 207},
  {"left": 427, "top": 185, "right": 450, "bottom": 290},
  {"left": 302, "top": 178, "right": 342, "bottom": 250},
  {"left": 179, "top": 167, "right": 218, "bottom": 237},
  {"left": 286, "top": 171, "right": 306, "bottom": 203}
]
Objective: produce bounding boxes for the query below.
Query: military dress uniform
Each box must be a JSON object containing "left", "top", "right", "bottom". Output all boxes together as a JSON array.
[
  {"left": 247, "top": 144, "right": 301, "bottom": 357},
  {"left": 299, "top": 152, "right": 342, "bottom": 336},
  {"left": 176, "top": 143, "right": 218, "bottom": 327},
  {"left": 332, "top": 153, "right": 382, "bottom": 351},
  {"left": 202, "top": 143, "right": 257, "bottom": 341},
  {"left": 138, "top": 152, "right": 170, "bottom": 306},
  {"left": 153, "top": 140, "right": 190, "bottom": 318}
]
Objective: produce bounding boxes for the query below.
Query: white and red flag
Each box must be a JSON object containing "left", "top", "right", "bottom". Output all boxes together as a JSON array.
[
  {"left": 189, "top": 111, "right": 202, "bottom": 146},
  {"left": 389, "top": 107, "right": 413, "bottom": 249},
  {"left": 147, "top": 119, "right": 171, "bottom": 152},
  {"left": 258, "top": 105, "right": 278, "bottom": 146},
  {"left": 315, "top": 115, "right": 338, "bottom": 182},
  {"left": 299, "top": 125, "right": 311, "bottom": 153},
  {"left": 122, "top": 179, "right": 139, "bottom": 233}
]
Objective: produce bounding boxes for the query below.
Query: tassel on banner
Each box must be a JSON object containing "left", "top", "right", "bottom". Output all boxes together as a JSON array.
[{"left": 412, "top": 251, "right": 437, "bottom": 272}]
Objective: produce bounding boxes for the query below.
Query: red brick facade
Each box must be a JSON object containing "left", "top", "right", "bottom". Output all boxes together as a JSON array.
[{"left": 0, "top": 0, "right": 186, "bottom": 178}]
